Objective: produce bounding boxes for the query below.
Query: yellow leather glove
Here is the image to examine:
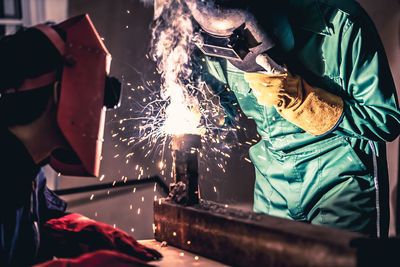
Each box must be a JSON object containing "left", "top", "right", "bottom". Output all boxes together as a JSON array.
[{"left": 244, "top": 71, "right": 344, "bottom": 136}]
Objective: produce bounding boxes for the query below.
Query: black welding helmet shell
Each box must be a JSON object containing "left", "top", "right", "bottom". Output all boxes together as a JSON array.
[{"left": 187, "top": 0, "right": 294, "bottom": 72}]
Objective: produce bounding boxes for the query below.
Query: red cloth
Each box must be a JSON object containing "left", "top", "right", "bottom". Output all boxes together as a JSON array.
[
  {"left": 34, "top": 249, "right": 154, "bottom": 267},
  {"left": 40, "top": 213, "right": 162, "bottom": 261}
]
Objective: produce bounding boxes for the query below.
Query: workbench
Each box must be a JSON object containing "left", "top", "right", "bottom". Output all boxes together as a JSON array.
[{"left": 140, "top": 239, "right": 228, "bottom": 266}]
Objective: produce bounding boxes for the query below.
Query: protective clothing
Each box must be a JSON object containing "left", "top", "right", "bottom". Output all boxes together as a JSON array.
[
  {"left": 187, "top": 0, "right": 293, "bottom": 72},
  {"left": 33, "top": 250, "right": 153, "bottom": 267},
  {"left": 0, "top": 14, "right": 157, "bottom": 267},
  {"left": 0, "top": 14, "right": 121, "bottom": 177},
  {"left": 50, "top": 14, "right": 119, "bottom": 177},
  {"left": 0, "top": 128, "right": 67, "bottom": 266},
  {"left": 42, "top": 213, "right": 162, "bottom": 261},
  {"left": 0, "top": 128, "right": 161, "bottom": 266},
  {"left": 244, "top": 72, "right": 297, "bottom": 106},
  {"left": 200, "top": 0, "right": 400, "bottom": 236},
  {"left": 244, "top": 65, "right": 344, "bottom": 135}
]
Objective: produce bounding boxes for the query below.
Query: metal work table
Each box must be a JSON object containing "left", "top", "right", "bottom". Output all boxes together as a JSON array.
[{"left": 140, "top": 239, "right": 228, "bottom": 267}]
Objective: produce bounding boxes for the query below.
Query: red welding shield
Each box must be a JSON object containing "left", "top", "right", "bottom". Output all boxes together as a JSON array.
[
  {"left": 1, "top": 14, "right": 120, "bottom": 177},
  {"left": 48, "top": 14, "right": 121, "bottom": 177}
]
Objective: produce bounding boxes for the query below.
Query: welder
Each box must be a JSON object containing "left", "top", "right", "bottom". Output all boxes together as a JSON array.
[
  {"left": 154, "top": 0, "right": 400, "bottom": 237},
  {"left": 0, "top": 14, "right": 161, "bottom": 266}
]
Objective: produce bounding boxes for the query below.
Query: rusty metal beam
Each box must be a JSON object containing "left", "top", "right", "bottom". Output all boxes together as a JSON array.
[
  {"left": 154, "top": 199, "right": 365, "bottom": 267},
  {"left": 169, "top": 134, "right": 201, "bottom": 205}
]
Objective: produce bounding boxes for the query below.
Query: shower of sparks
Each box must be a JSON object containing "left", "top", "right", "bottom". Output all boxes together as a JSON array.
[{"left": 107, "top": 0, "right": 244, "bottom": 184}]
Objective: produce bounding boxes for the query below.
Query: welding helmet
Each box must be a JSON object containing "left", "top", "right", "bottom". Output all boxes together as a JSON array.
[
  {"left": 186, "top": 0, "right": 294, "bottom": 72},
  {"left": 0, "top": 14, "right": 121, "bottom": 177}
]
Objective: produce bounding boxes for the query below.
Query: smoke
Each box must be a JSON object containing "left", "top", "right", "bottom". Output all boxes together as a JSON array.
[
  {"left": 149, "top": 0, "right": 203, "bottom": 135},
  {"left": 130, "top": 0, "right": 238, "bottom": 178},
  {"left": 138, "top": 0, "right": 154, "bottom": 7}
]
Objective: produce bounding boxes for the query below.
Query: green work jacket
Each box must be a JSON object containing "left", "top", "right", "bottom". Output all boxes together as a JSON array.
[{"left": 202, "top": 0, "right": 400, "bottom": 236}]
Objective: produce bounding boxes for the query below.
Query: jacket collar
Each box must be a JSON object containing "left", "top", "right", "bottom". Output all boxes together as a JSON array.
[{"left": 288, "top": 0, "right": 332, "bottom": 36}]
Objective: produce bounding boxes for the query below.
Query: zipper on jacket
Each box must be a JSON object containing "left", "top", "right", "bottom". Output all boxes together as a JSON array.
[{"left": 368, "top": 140, "right": 380, "bottom": 238}]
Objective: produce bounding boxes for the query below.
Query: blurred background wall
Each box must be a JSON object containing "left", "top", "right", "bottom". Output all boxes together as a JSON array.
[
  {"left": 357, "top": 0, "right": 400, "bottom": 236},
  {"left": 1, "top": 0, "right": 398, "bottom": 239}
]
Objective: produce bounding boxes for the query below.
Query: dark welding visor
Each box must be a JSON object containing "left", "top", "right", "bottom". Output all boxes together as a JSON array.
[
  {"left": 197, "top": 23, "right": 263, "bottom": 61},
  {"left": 187, "top": 0, "right": 293, "bottom": 72}
]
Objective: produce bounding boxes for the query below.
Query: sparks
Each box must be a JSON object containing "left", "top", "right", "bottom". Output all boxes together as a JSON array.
[
  {"left": 105, "top": 0, "right": 259, "bottom": 196},
  {"left": 158, "top": 161, "right": 164, "bottom": 169}
]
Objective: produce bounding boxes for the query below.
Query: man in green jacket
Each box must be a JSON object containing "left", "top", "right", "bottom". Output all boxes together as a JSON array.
[{"left": 154, "top": 0, "right": 400, "bottom": 236}]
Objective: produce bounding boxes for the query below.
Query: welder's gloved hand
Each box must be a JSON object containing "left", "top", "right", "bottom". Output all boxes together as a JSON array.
[
  {"left": 33, "top": 249, "right": 154, "bottom": 267},
  {"left": 41, "top": 213, "right": 162, "bottom": 261},
  {"left": 244, "top": 55, "right": 344, "bottom": 136}
]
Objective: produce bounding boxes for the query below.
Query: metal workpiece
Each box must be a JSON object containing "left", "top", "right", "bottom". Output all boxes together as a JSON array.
[
  {"left": 154, "top": 199, "right": 364, "bottom": 267},
  {"left": 169, "top": 134, "right": 201, "bottom": 206},
  {"left": 171, "top": 134, "right": 202, "bottom": 151}
]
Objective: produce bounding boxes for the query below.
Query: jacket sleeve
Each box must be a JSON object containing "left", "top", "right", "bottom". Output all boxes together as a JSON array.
[
  {"left": 332, "top": 16, "right": 400, "bottom": 142},
  {"left": 200, "top": 56, "right": 239, "bottom": 126},
  {"left": 37, "top": 170, "right": 67, "bottom": 225}
]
